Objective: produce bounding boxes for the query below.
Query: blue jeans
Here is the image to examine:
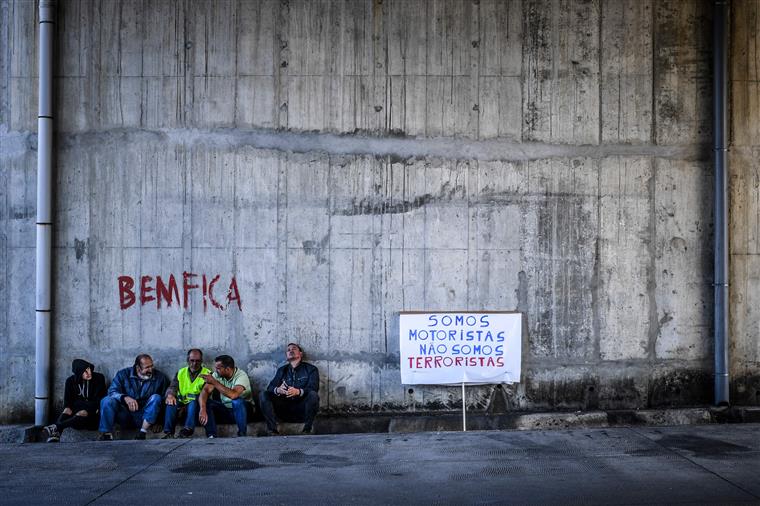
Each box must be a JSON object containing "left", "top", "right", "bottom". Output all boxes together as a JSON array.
[
  {"left": 98, "top": 394, "right": 163, "bottom": 433},
  {"left": 204, "top": 398, "right": 250, "bottom": 437},
  {"left": 163, "top": 400, "right": 200, "bottom": 433}
]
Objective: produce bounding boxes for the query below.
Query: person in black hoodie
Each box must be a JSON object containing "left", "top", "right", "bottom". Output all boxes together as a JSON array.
[{"left": 43, "top": 359, "right": 107, "bottom": 442}]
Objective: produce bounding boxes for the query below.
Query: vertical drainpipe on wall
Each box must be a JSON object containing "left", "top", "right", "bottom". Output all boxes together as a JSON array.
[
  {"left": 35, "top": 0, "right": 55, "bottom": 425},
  {"left": 713, "top": 0, "right": 730, "bottom": 406}
]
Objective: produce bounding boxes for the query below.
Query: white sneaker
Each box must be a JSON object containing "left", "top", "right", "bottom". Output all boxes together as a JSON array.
[{"left": 44, "top": 424, "right": 60, "bottom": 443}]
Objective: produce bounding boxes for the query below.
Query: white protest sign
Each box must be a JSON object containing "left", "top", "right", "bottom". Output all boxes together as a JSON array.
[{"left": 399, "top": 312, "right": 522, "bottom": 385}]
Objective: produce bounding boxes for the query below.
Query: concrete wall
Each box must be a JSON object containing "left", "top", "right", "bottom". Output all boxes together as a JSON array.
[
  {"left": 730, "top": 0, "right": 760, "bottom": 406},
  {"left": 0, "top": 0, "right": 754, "bottom": 423}
]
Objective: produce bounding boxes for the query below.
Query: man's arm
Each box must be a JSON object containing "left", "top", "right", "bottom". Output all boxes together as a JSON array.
[
  {"left": 63, "top": 376, "right": 76, "bottom": 408},
  {"left": 266, "top": 367, "right": 284, "bottom": 394},
  {"left": 201, "top": 372, "right": 246, "bottom": 400},
  {"left": 107, "top": 369, "right": 127, "bottom": 401},
  {"left": 165, "top": 372, "right": 179, "bottom": 404},
  {"left": 198, "top": 383, "right": 214, "bottom": 425},
  {"left": 304, "top": 365, "right": 319, "bottom": 394}
]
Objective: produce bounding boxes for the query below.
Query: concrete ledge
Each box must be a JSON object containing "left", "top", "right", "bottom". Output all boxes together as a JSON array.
[
  {"left": 18, "top": 406, "right": 760, "bottom": 443},
  {"left": 0, "top": 425, "right": 30, "bottom": 443}
]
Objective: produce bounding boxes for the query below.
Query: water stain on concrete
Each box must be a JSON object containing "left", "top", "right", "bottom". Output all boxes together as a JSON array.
[
  {"left": 278, "top": 450, "right": 351, "bottom": 467},
  {"left": 656, "top": 435, "right": 752, "bottom": 457},
  {"left": 171, "top": 458, "right": 263, "bottom": 475}
]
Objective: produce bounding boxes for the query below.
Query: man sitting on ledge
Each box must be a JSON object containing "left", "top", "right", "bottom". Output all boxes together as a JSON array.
[
  {"left": 198, "top": 354, "right": 253, "bottom": 438},
  {"left": 163, "top": 348, "right": 210, "bottom": 438},
  {"left": 98, "top": 354, "right": 169, "bottom": 441},
  {"left": 259, "top": 343, "right": 320, "bottom": 435}
]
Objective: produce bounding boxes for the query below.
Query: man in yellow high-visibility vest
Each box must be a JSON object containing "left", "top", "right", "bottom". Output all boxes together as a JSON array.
[{"left": 162, "top": 349, "right": 210, "bottom": 438}]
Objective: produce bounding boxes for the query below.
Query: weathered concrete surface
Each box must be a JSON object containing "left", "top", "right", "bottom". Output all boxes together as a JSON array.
[
  {"left": 730, "top": 0, "right": 760, "bottom": 406},
  {"left": 0, "top": 0, "right": 756, "bottom": 422},
  {"left": 3, "top": 424, "right": 760, "bottom": 505}
]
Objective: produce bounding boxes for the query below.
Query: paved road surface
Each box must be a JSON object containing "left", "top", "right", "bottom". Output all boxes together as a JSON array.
[{"left": 2, "top": 423, "right": 759, "bottom": 505}]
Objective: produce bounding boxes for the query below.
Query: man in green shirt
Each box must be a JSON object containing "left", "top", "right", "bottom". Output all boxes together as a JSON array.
[{"left": 198, "top": 354, "right": 253, "bottom": 437}]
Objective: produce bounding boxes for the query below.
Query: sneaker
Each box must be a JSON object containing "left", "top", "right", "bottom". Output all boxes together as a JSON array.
[
  {"left": 98, "top": 432, "right": 114, "bottom": 441},
  {"left": 161, "top": 432, "right": 174, "bottom": 439},
  {"left": 44, "top": 424, "right": 60, "bottom": 443},
  {"left": 178, "top": 427, "right": 194, "bottom": 438},
  {"left": 207, "top": 434, "right": 216, "bottom": 439},
  {"left": 134, "top": 431, "right": 147, "bottom": 440}
]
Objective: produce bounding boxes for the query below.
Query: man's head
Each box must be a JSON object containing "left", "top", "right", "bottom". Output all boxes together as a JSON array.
[
  {"left": 186, "top": 348, "right": 203, "bottom": 373},
  {"left": 134, "top": 354, "right": 154, "bottom": 379},
  {"left": 286, "top": 343, "right": 303, "bottom": 364},
  {"left": 214, "top": 355, "right": 235, "bottom": 380}
]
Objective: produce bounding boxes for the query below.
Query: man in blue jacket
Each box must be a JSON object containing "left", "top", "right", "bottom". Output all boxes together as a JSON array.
[
  {"left": 259, "top": 343, "right": 320, "bottom": 435},
  {"left": 98, "top": 354, "right": 169, "bottom": 440}
]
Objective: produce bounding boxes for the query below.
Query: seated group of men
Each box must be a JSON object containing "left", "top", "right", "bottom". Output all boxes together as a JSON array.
[{"left": 43, "top": 343, "right": 320, "bottom": 442}]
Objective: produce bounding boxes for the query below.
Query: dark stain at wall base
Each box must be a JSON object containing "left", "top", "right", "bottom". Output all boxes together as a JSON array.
[{"left": 648, "top": 370, "right": 712, "bottom": 407}]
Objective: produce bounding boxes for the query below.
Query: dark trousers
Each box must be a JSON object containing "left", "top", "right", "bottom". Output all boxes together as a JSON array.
[
  {"left": 53, "top": 401, "right": 98, "bottom": 432},
  {"left": 54, "top": 413, "right": 96, "bottom": 432},
  {"left": 259, "top": 390, "right": 319, "bottom": 431}
]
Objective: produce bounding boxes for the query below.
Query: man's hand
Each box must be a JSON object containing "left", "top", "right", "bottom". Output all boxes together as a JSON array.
[
  {"left": 200, "top": 373, "right": 218, "bottom": 387},
  {"left": 285, "top": 387, "right": 301, "bottom": 398},
  {"left": 275, "top": 381, "right": 289, "bottom": 396},
  {"left": 165, "top": 393, "right": 177, "bottom": 406},
  {"left": 75, "top": 410, "right": 88, "bottom": 417},
  {"left": 124, "top": 396, "right": 139, "bottom": 412},
  {"left": 199, "top": 408, "right": 208, "bottom": 426},
  {"left": 62, "top": 407, "right": 73, "bottom": 416}
]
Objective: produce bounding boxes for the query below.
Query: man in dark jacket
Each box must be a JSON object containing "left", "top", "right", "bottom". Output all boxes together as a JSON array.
[
  {"left": 259, "top": 343, "right": 320, "bottom": 435},
  {"left": 98, "top": 354, "right": 169, "bottom": 441},
  {"left": 43, "top": 359, "right": 107, "bottom": 442}
]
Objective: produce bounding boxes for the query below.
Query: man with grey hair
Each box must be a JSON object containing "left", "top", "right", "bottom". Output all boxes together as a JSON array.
[{"left": 259, "top": 343, "right": 320, "bottom": 435}]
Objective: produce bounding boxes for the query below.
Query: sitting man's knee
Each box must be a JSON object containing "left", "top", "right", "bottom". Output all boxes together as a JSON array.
[
  {"left": 259, "top": 391, "right": 272, "bottom": 403},
  {"left": 147, "top": 393, "right": 162, "bottom": 403},
  {"left": 101, "top": 396, "right": 119, "bottom": 408},
  {"left": 231, "top": 398, "right": 246, "bottom": 408}
]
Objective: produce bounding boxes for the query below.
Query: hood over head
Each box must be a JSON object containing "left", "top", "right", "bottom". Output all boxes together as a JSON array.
[{"left": 72, "top": 359, "right": 95, "bottom": 381}]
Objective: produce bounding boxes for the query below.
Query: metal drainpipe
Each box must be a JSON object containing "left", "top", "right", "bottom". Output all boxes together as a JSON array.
[
  {"left": 713, "top": 0, "right": 730, "bottom": 406},
  {"left": 35, "top": 0, "right": 55, "bottom": 425}
]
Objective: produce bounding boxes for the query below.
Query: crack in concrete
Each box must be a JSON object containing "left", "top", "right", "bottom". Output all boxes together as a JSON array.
[{"left": 1, "top": 127, "right": 711, "bottom": 163}]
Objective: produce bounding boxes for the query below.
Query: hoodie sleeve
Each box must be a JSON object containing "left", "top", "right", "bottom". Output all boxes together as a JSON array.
[
  {"left": 91, "top": 373, "right": 107, "bottom": 403},
  {"left": 63, "top": 376, "right": 77, "bottom": 409}
]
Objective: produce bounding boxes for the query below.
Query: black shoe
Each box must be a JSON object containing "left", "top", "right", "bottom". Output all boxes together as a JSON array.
[
  {"left": 44, "top": 424, "right": 60, "bottom": 443},
  {"left": 178, "top": 427, "right": 194, "bottom": 438},
  {"left": 161, "top": 432, "right": 174, "bottom": 439},
  {"left": 98, "top": 432, "right": 114, "bottom": 441},
  {"left": 134, "top": 431, "right": 147, "bottom": 440}
]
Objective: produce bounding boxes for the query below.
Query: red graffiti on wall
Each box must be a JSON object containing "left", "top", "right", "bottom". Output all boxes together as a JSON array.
[{"left": 118, "top": 273, "right": 242, "bottom": 311}]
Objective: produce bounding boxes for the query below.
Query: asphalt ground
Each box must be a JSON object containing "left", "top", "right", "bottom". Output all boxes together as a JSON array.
[{"left": 2, "top": 423, "right": 760, "bottom": 505}]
